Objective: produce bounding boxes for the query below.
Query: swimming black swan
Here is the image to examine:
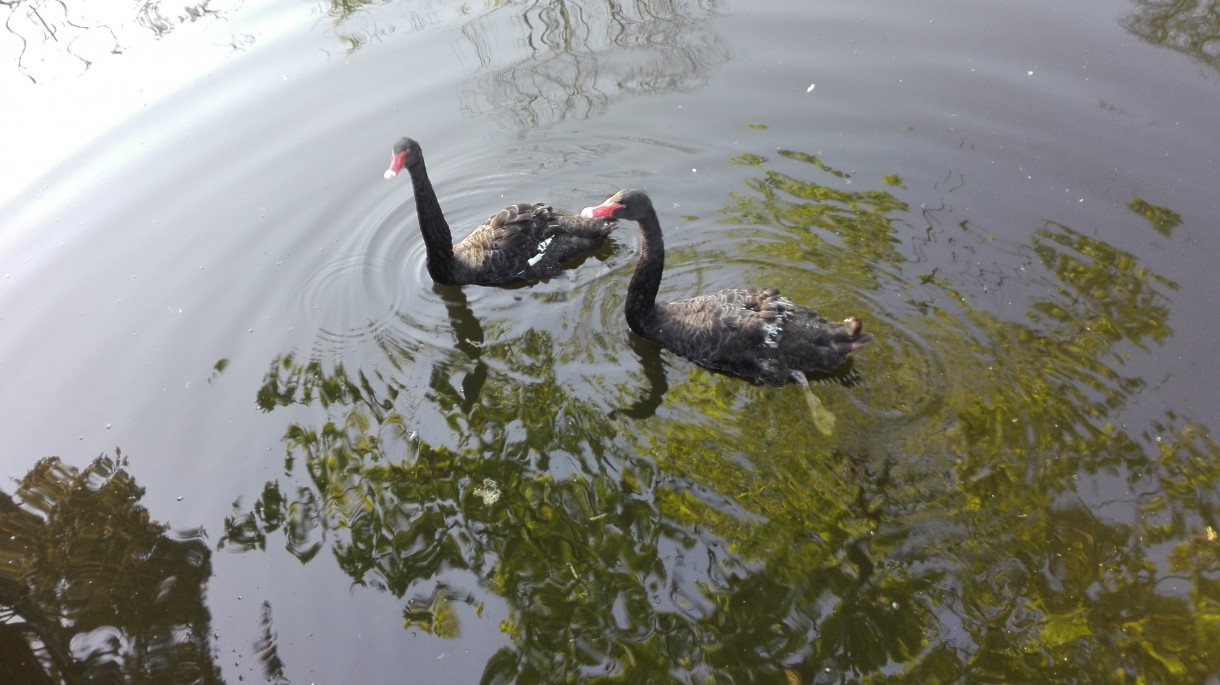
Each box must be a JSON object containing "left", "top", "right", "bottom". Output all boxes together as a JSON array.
[
  {"left": 581, "top": 189, "right": 873, "bottom": 387},
  {"left": 384, "top": 137, "right": 617, "bottom": 286}
]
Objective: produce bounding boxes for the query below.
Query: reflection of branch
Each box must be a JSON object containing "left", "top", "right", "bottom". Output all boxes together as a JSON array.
[
  {"left": 5, "top": 1, "right": 37, "bottom": 83},
  {"left": 254, "top": 601, "right": 291, "bottom": 685},
  {"left": 0, "top": 570, "right": 81, "bottom": 684},
  {"left": 30, "top": 4, "right": 56, "bottom": 41},
  {"left": 2, "top": 0, "right": 232, "bottom": 83},
  {"left": 324, "top": 0, "right": 438, "bottom": 53},
  {"left": 136, "top": 0, "right": 175, "bottom": 37},
  {"left": 457, "top": 0, "right": 729, "bottom": 128}
]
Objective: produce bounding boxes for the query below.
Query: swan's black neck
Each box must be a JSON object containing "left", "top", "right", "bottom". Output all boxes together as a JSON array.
[
  {"left": 405, "top": 158, "right": 458, "bottom": 284},
  {"left": 625, "top": 207, "right": 664, "bottom": 338}
]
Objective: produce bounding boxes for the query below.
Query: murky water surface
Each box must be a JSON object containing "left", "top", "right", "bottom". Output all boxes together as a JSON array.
[{"left": 2, "top": 0, "right": 1218, "bottom": 682}]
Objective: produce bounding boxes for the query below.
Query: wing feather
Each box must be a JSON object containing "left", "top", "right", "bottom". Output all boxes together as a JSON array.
[
  {"left": 451, "top": 203, "right": 615, "bottom": 284},
  {"left": 649, "top": 287, "right": 869, "bottom": 385}
]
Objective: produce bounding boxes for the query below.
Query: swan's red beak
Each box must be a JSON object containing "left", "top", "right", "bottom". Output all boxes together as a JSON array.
[
  {"left": 580, "top": 201, "right": 621, "bottom": 219},
  {"left": 384, "top": 150, "right": 408, "bottom": 179}
]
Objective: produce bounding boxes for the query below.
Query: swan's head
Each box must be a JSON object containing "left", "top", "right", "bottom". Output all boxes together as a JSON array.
[
  {"left": 384, "top": 137, "right": 422, "bottom": 180},
  {"left": 580, "top": 189, "right": 652, "bottom": 221}
]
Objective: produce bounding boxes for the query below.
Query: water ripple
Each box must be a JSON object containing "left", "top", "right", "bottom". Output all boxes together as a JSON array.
[{"left": 841, "top": 303, "right": 948, "bottom": 424}]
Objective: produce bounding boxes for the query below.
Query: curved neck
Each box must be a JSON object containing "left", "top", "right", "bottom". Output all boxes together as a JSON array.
[
  {"left": 405, "top": 158, "right": 458, "bottom": 283},
  {"left": 625, "top": 207, "right": 664, "bottom": 337}
]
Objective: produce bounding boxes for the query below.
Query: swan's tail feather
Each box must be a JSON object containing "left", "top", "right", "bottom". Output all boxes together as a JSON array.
[{"left": 834, "top": 317, "right": 873, "bottom": 353}]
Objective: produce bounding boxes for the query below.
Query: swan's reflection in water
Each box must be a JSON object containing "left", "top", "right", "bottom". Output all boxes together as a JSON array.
[
  {"left": 608, "top": 334, "right": 668, "bottom": 421},
  {"left": 435, "top": 284, "right": 487, "bottom": 416}
]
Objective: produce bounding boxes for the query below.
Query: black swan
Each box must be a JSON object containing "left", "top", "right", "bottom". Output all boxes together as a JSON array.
[
  {"left": 384, "top": 137, "right": 617, "bottom": 286},
  {"left": 581, "top": 189, "right": 872, "bottom": 389}
]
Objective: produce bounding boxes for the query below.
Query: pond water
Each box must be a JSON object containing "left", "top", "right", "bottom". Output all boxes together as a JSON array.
[{"left": 1, "top": 0, "right": 1218, "bottom": 682}]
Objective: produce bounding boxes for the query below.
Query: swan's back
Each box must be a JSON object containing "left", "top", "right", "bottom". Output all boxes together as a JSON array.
[
  {"left": 648, "top": 287, "right": 871, "bottom": 385},
  {"left": 451, "top": 203, "right": 615, "bottom": 285},
  {"left": 581, "top": 188, "right": 871, "bottom": 383}
]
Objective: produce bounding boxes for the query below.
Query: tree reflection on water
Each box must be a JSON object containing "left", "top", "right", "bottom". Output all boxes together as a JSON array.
[
  {"left": 319, "top": 0, "right": 729, "bottom": 128},
  {"left": 0, "top": 452, "right": 224, "bottom": 684},
  {"left": 1122, "top": 0, "right": 1220, "bottom": 72},
  {"left": 1, "top": 0, "right": 239, "bottom": 84},
  {"left": 458, "top": 0, "right": 729, "bottom": 128},
  {"left": 220, "top": 141, "right": 1220, "bottom": 682},
  {"left": 6, "top": 0, "right": 1217, "bottom": 679},
  {"left": 0, "top": 135, "right": 1211, "bottom": 681}
]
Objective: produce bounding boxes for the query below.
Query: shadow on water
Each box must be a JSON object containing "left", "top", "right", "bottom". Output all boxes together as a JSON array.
[{"left": 215, "top": 136, "right": 1220, "bottom": 682}]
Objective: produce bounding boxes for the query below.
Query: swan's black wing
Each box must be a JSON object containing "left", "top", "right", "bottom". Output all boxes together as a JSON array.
[
  {"left": 649, "top": 289, "right": 773, "bottom": 377},
  {"left": 453, "top": 203, "right": 615, "bottom": 285},
  {"left": 653, "top": 288, "right": 871, "bottom": 385}
]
